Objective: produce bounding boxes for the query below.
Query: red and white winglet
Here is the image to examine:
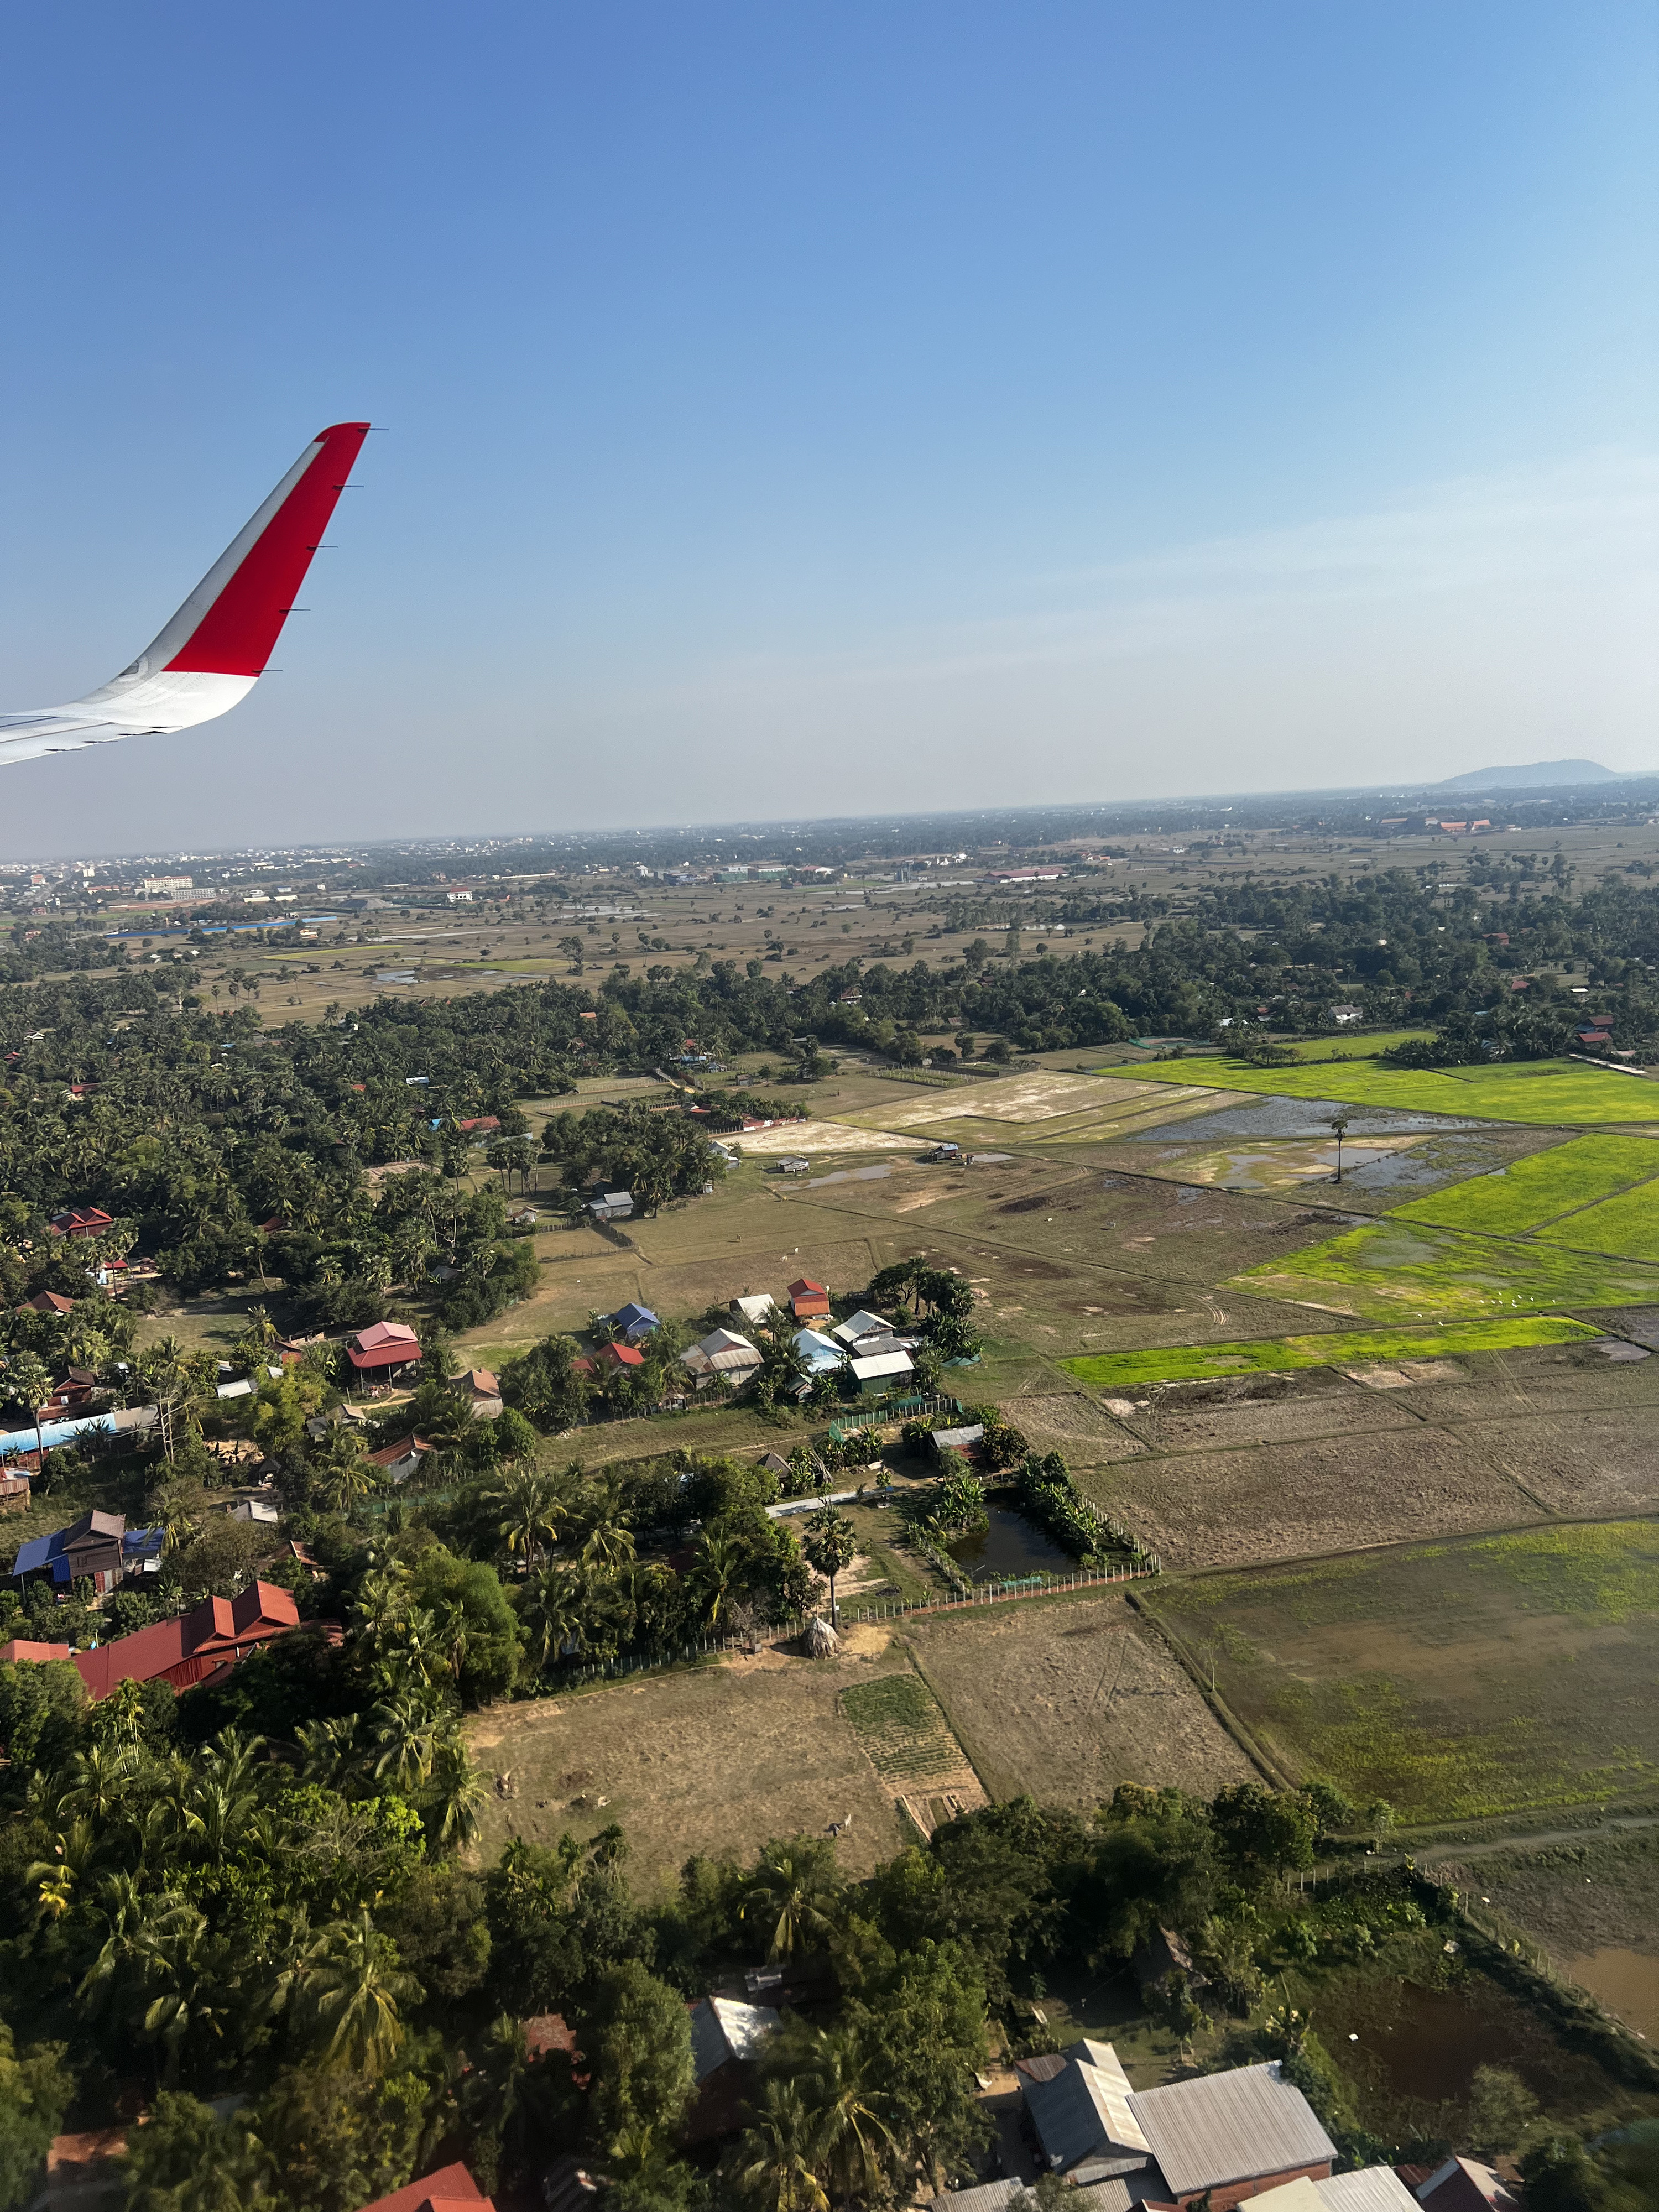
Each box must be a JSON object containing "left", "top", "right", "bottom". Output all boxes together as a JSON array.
[{"left": 0, "top": 421, "right": 370, "bottom": 766}]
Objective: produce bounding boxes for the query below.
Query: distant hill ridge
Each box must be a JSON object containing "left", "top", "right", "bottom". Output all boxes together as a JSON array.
[{"left": 1436, "top": 759, "right": 1621, "bottom": 790}]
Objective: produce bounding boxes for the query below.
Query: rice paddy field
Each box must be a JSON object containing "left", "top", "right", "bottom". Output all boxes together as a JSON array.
[
  {"left": 1126, "top": 1056, "right": 1659, "bottom": 1126},
  {"left": 1391, "top": 1134, "right": 1659, "bottom": 1235},
  {"left": 1228, "top": 1218, "right": 1659, "bottom": 1322},
  {"left": 1061, "top": 1315, "right": 1601, "bottom": 1390},
  {"left": 1138, "top": 1521, "right": 1659, "bottom": 1824}
]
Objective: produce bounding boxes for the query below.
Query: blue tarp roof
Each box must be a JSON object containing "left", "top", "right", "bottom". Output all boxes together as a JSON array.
[{"left": 613, "top": 1302, "right": 659, "bottom": 1329}]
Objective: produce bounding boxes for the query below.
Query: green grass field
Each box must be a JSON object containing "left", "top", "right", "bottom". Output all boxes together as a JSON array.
[
  {"left": 1390, "top": 1133, "right": 1659, "bottom": 1234},
  {"left": 1140, "top": 1522, "right": 1659, "bottom": 1823},
  {"left": 1128, "top": 1056, "right": 1659, "bottom": 1126},
  {"left": 1537, "top": 1178, "right": 1659, "bottom": 1264},
  {"left": 1061, "top": 1314, "right": 1599, "bottom": 1390},
  {"left": 1266, "top": 1029, "right": 1436, "bottom": 1062},
  {"left": 1228, "top": 1218, "right": 1659, "bottom": 1321},
  {"left": 838, "top": 1673, "right": 967, "bottom": 1782}
]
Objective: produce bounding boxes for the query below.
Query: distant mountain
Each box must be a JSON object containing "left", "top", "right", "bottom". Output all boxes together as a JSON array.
[{"left": 1436, "top": 759, "right": 1621, "bottom": 790}]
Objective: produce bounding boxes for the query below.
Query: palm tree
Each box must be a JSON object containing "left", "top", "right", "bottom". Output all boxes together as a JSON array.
[
  {"left": 292, "top": 1907, "right": 422, "bottom": 2073},
  {"left": 802, "top": 1506, "right": 857, "bottom": 1629},
  {"left": 75, "top": 1874, "right": 198, "bottom": 2022},
  {"left": 519, "top": 1565, "right": 587, "bottom": 1671},
  {"left": 580, "top": 1519, "right": 636, "bottom": 1575},
  {"left": 732, "top": 2076, "right": 830, "bottom": 2212},
  {"left": 422, "top": 1729, "right": 485, "bottom": 1849},
  {"left": 739, "top": 1843, "right": 842, "bottom": 1962},
  {"left": 796, "top": 2028, "right": 899, "bottom": 2206},
  {"left": 295, "top": 1714, "right": 365, "bottom": 1794},
  {"left": 1326, "top": 1110, "right": 1352, "bottom": 1184},
  {"left": 686, "top": 1530, "right": 745, "bottom": 1633},
  {"left": 369, "top": 1691, "right": 443, "bottom": 1794},
  {"left": 489, "top": 1464, "right": 567, "bottom": 1573}
]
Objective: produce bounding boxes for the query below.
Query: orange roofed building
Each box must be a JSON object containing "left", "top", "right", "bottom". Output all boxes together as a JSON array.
[
  {"left": 355, "top": 2164, "right": 494, "bottom": 2212},
  {"left": 72, "top": 1580, "right": 301, "bottom": 1702},
  {"left": 788, "top": 1275, "right": 831, "bottom": 1321}
]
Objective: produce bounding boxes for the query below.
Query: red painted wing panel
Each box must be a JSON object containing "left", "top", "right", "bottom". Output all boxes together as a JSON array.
[{"left": 165, "top": 422, "right": 371, "bottom": 676}]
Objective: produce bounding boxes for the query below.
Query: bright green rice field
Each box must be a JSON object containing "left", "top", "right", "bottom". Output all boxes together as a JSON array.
[
  {"left": 1126, "top": 1056, "right": 1659, "bottom": 1126},
  {"left": 1537, "top": 1178, "right": 1659, "bottom": 1264},
  {"left": 1390, "top": 1133, "right": 1659, "bottom": 1235},
  {"left": 1061, "top": 1314, "right": 1599, "bottom": 1391},
  {"left": 1228, "top": 1219, "right": 1659, "bottom": 1321}
]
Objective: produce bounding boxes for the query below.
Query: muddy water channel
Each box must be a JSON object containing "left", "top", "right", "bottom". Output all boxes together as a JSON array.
[
  {"left": 1564, "top": 1947, "right": 1659, "bottom": 2042},
  {"left": 946, "top": 1506, "right": 1073, "bottom": 1582}
]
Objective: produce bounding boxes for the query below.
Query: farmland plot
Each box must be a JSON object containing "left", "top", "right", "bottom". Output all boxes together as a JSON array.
[{"left": 1140, "top": 1522, "right": 1659, "bottom": 1823}]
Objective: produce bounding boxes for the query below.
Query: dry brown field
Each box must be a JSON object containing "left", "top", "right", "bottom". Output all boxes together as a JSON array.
[
  {"left": 465, "top": 1631, "right": 942, "bottom": 1892},
  {"left": 899, "top": 1589, "right": 1254, "bottom": 1807}
]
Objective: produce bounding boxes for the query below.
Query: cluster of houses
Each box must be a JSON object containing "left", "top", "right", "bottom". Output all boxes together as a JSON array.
[{"left": 676, "top": 1282, "right": 920, "bottom": 1398}]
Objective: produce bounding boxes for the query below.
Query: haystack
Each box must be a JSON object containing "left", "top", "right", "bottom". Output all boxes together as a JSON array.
[{"left": 804, "top": 1614, "right": 839, "bottom": 1658}]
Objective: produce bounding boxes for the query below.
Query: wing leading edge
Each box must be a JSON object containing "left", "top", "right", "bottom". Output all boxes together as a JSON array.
[{"left": 0, "top": 421, "right": 370, "bottom": 767}]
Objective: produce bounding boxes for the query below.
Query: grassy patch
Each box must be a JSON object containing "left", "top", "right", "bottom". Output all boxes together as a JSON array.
[
  {"left": 1141, "top": 1522, "right": 1659, "bottom": 1823},
  {"left": 839, "top": 1672, "right": 966, "bottom": 1782},
  {"left": 1538, "top": 1178, "right": 1659, "bottom": 1264},
  {"left": 1391, "top": 1134, "right": 1659, "bottom": 1235},
  {"left": 1228, "top": 1219, "right": 1659, "bottom": 1321},
  {"left": 1127, "top": 1057, "right": 1659, "bottom": 1126},
  {"left": 1060, "top": 1314, "right": 1599, "bottom": 1390}
]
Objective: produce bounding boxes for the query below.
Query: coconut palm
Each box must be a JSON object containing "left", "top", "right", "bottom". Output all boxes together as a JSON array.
[
  {"left": 76, "top": 1874, "right": 199, "bottom": 2023},
  {"left": 795, "top": 2028, "right": 899, "bottom": 2205},
  {"left": 519, "top": 1564, "right": 587, "bottom": 1672},
  {"left": 685, "top": 1530, "right": 745, "bottom": 1632},
  {"left": 422, "top": 1729, "right": 486, "bottom": 1849},
  {"left": 739, "top": 1842, "right": 842, "bottom": 1962},
  {"left": 488, "top": 1464, "right": 567, "bottom": 1572},
  {"left": 369, "top": 1690, "right": 444, "bottom": 1794},
  {"left": 295, "top": 1713, "right": 365, "bottom": 1793},
  {"left": 732, "top": 2076, "right": 830, "bottom": 2212},
  {"left": 291, "top": 1907, "right": 422, "bottom": 2073}
]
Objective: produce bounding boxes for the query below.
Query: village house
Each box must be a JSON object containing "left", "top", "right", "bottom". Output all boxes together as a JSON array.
[
  {"left": 609, "top": 1301, "right": 659, "bottom": 1343},
  {"left": 788, "top": 1274, "right": 832, "bottom": 1322},
  {"left": 1014, "top": 2044, "right": 1337, "bottom": 2209},
  {"left": 22, "top": 1290, "right": 76, "bottom": 1316},
  {"left": 353, "top": 2162, "right": 495, "bottom": 2212},
  {"left": 682, "top": 1996, "right": 781, "bottom": 2146},
  {"left": 732, "top": 1292, "right": 778, "bottom": 1326},
  {"left": 593, "top": 1342, "right": 646, "bottom": 1379},
  {"left": 847, "top": 1346, "right": 914, "bottom": 1395},
  {"left": 13, "top": 1510, "right": 136, "bottom": 1594},
  {"left": 346, "top": 1320, "right": 423, "bottom": 1384},
  {"left": 833, "top": 1308, "right": 896, "bottom": 1347},
  {"left": 368, "top": 1433, "right": 434, "bottom": 1483},
  {"left": 793, "top": 1327, "right": 843, "bottom": 1377},
  {"left": 48, "top": 1206, "right": 115, "bottom": 1239},
  {"left": 681, "top": 1328, "right": 763, "bottom": 1384},
  {"left": 1397, "top": 2157, "right": 1521, "bottom": 2212},
  {"left": 587, "top": 1189, "right": 635, "bottom": 1222},
  {"left": 3, "top": 1580, "right": 304, "bottom": 1702},
  {"left": 456, "top": 1115, "right": 500, "bottom": 1136},
  {"left": 455, "top": 1367, "right": 504, "bottom": 1416}
]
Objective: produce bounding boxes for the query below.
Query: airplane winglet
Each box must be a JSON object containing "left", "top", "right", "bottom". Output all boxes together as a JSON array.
[
  {"left": 0, "top": 421, "right": 372, "bottom": 765},
  {"left": 141, "top": 420, "right": 372, "bottom": 678}
]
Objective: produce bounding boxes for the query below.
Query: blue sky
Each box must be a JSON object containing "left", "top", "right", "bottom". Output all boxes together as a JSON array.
[{"left": 1, "top": 1, "right": 1655, "bottom": 853}]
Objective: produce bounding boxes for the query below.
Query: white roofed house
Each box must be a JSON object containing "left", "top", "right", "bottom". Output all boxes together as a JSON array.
[
  {"left": 847, "top": 1346, "right": 914, "bottom": 1396},
  {"left": 732, "top": 1293, "right": 778, "bottom": 1327},
  {"left": 793, "top": 1328, "right": 843, "bottom": 1378},
  {"left": 681, "top": 1996, "right": 781, "bottom": 2145},
  {"left": 832, "top": 1309, "right": 896, "bottom": 1347},
  {"left": 680, "top": 1329, "right": 763, "bottom": 1386}
]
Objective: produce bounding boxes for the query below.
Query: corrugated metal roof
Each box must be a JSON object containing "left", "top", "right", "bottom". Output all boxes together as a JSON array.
[
  {"left": 848, "top": 1349, "right": 914, "bottom": 1379},
  {"left": 921, "top": 2183, "right": 1025, "bottom": 2212},
  {"left": 1317, "top": 2171, "right": 1420, "bottom": 2212},
  {"left": 1024, "top": 2053, "right": 1150, "bottom": 2173},
  {"left": 1128, "top": 2063, "right": 1335, "bottom": 2197},
  {"left": 687, "top": 1997, "right": 780, "bottom": 2082}
]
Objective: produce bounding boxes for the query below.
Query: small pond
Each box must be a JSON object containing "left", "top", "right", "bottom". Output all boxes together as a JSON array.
[{"left": 946, "top": 1505, "right": 1074, "bottom": 1582}]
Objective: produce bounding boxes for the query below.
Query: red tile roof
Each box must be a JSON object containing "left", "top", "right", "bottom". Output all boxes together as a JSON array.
[
  {"left": 354, "top": 2164, "right": 492, "bottom": 2212},
  {"left": 0, "top": 1638, "right": 72, "bottom": 1664},
  {"left": 788, "top": 1276, "right": 826, "bottom": 1296},
  {"left": 23, "top": 1291, "right": 75, "bottom": 1315},
  {"left": 596, "top": 1342, "right": 645, "bottom": 1369},
  {"left": 72, "top": 1580, "right": 300, "bottom": 1702},
  {"left": 48, "top": 1207, "right": 114, "bottom": 1237}
]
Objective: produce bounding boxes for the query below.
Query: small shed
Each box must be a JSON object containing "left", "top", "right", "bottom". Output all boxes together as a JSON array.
[
  {"left": 732, "top": 1292, "right": 778, "bottom": 1325},
  {"left": 683, "top": 1997, "right": 782, "bottom": 2146},
  {"left": 588, "top": 1190, "right": 635, "bottom": 1222},
  {"left": 777, "top": 1156, "right": 811, "bottom": 1176},
  {"left": 929, "top": 1423, "right": 984, "bottom": 1459}
]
